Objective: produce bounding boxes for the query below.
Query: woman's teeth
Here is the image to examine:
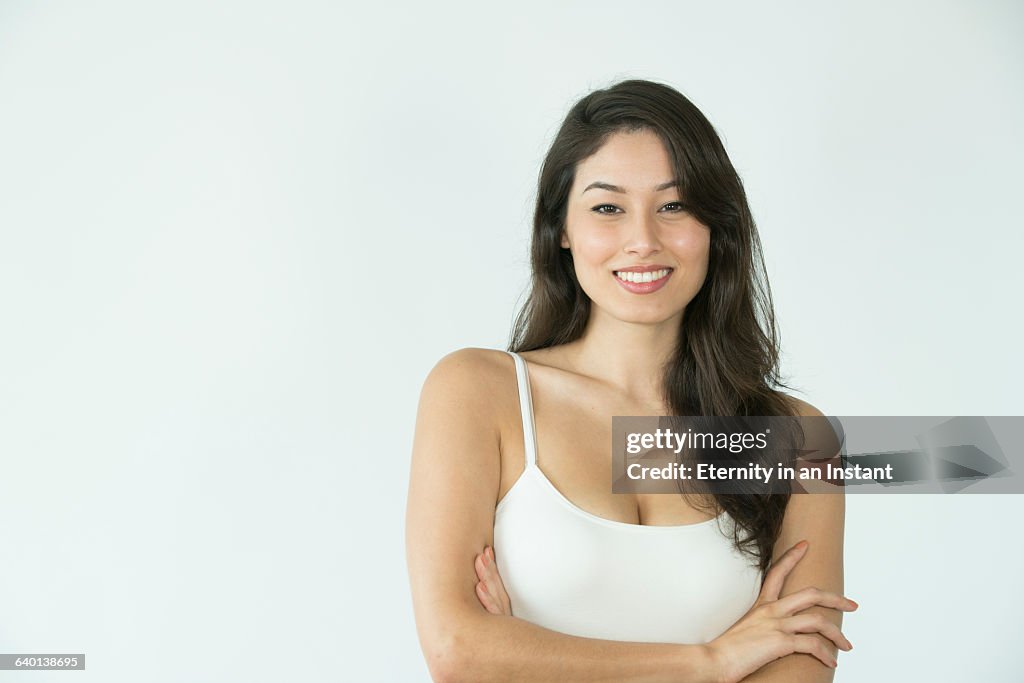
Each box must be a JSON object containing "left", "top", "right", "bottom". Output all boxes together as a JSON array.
[{"left": 614, "top": 269, "right": 671, "bottom": 283}]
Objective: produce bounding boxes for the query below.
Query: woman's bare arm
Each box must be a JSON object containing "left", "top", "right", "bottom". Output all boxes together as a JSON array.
[
  {"left": 738, "top": 399, "right": 847, "bottom": 682},
  {"left": 405, "top": 349, "right": 716, "bottom": 683},
  {"left": 473, "top": 535, "right": 853, "bottom": 683}
]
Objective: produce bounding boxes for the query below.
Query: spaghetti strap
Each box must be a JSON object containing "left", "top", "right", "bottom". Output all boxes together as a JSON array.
[{"left": 504, "top": 351, "right": 538, "bottom": 468}]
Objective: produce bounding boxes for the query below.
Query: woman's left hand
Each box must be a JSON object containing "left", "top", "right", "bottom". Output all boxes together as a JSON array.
[{"left": 474, "top": 546, "right": 513, "bottom": 616}]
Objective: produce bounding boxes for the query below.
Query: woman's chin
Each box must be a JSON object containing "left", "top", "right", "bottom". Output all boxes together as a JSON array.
[{"left": 598, "top": 305, "right": 684, "bottom": 327}]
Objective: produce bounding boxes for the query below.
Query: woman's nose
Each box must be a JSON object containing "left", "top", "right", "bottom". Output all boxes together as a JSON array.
[{"left": 623, "top": 212, "right": 661, "bottom": 256}]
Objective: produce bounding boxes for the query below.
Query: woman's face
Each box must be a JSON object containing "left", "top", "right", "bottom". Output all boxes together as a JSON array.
[{"left": 561, "top": 128, "right": 711, "bottom": 327}]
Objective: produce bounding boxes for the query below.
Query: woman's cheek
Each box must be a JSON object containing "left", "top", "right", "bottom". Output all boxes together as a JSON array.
[
  {"left": 580, "top": 232, "right": 622, "bottom": 267},
  {"left": 670, "top": 229, "right": 711, "bottom": 272}
]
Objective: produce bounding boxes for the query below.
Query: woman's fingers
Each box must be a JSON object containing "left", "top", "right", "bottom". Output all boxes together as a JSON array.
[
  {"left": 790, "top": 634, "right": 838, "bottom": 669},
  {"left": 771, "top": 586, "right": 859, "bottom": 617},
  {"left": 473, "top": 548, "right": 509, "bottom": 615},
  {"left": 486, "top": 546, "right": 512, "bottom": 615},
  {"left": 710, "top": 545, "right": 859, "bottom": 681},
  {"left": 758, "top": 540, "right": 809, "bottom": 602},
  {"left": 783, "top": 613, "right": 853, "bottom": 652},
  {"left": 474, "top": 552, "right": 501, "bottom": 614},
  {"left": 475, "top": 578, "right": 499, "bottom": 614}
]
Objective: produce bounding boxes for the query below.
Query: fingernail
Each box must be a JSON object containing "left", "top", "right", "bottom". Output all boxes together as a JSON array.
[
  {"left": 848, "top": 599, "right": 859, "bottom": 609},
  {"left": 796, "top": 540, "right": 809, "bottom": 550}
]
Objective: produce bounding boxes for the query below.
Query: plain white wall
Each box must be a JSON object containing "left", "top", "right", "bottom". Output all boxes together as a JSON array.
[{"left": 1, "top": 0, "right": 1021, "bottom": 680}]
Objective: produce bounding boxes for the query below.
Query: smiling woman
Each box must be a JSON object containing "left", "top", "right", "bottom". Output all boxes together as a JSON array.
[
  {"left": 560, "top": 128, "right": 711, "bottom": 326},
  {"left": 406, "top": 79, "right": 854, "bottom": 683}
]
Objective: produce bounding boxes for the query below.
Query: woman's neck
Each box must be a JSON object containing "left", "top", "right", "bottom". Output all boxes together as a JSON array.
[{"left": 558, "top": 311, "right": 682, "bottom": 407}]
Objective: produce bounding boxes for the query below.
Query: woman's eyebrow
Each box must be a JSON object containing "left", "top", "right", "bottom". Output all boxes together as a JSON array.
[{"left": 581, "top": 180, "right": 680, "bottom": 195}]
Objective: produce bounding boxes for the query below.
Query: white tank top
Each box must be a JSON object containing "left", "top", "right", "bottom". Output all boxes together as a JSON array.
[{"left": 493, "top": 351, "right": 763, "bottom": 644}]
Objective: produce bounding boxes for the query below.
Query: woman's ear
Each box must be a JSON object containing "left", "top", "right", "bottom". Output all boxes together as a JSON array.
[{"left": 560, "top": 232, "right": 570, "bottom": 250}]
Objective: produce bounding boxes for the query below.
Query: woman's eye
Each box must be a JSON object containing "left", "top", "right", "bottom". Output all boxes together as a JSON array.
[
  {"left": 661, "top": 202, "right": 686, "bottom": 212},
  {"left": 591, "top": 204, "right": 621, "bottom": 215}
]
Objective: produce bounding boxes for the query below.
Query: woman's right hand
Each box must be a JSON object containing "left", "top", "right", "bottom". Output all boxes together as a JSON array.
[{"left": 705, "top": 540, "right": 857, "bottom": 683}]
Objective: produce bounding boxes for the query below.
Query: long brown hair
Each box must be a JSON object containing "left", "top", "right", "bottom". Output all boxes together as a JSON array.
[{"left": 508, "top": 79, "right": 796, "bottom": 574}]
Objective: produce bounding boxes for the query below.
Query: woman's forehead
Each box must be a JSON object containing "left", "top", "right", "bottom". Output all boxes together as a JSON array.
[{"left": 573, "top": 129, "right": 676, "bottom": 193}]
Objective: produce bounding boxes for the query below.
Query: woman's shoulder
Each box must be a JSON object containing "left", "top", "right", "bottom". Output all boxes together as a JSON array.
[
  {"left": 416, "top": 348, "right": 521, "bottom": 455},
  {"left": 777, "top": 392, "right": 826, "bottom": 418},
  {"left": 425, "top": 347, "right": 513, "bottom": 381},
  {"left": 419, "top": 347, "right": 517, "bottom": 408},
  {"left": 775, "top": 393, "right": 841, "bottom": 478}
]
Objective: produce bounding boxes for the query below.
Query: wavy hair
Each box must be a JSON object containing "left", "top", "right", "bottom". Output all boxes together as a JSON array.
[{"left": 508, "top": 79, "right": 796, "bottom": 574}]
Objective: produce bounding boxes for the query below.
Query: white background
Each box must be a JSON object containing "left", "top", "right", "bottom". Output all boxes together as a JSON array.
[{"left": 1, "top": 1, "right": 1022, "bottom": 680}]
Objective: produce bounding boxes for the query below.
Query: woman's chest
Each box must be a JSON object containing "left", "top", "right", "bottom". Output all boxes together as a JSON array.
[
  {"left": 497, "top": 406, "right": 715, "bottom": 526},
  {"left": 493, "top": 480, "right": 762, "bottom": 644}
]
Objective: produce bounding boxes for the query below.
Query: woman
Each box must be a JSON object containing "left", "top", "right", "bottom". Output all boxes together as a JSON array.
[{"left": 406, "top": 79, "right": 854, "bottom": 682}]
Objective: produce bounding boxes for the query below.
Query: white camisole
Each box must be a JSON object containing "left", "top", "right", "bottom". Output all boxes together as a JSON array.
[{"left": 492, "top": 351, "right": 763, "bottom": 644}]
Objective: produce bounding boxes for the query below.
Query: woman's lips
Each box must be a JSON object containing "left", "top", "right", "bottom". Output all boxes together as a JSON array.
[{"left": 613, "top": 268, "right": 673, "bottom": 294}]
